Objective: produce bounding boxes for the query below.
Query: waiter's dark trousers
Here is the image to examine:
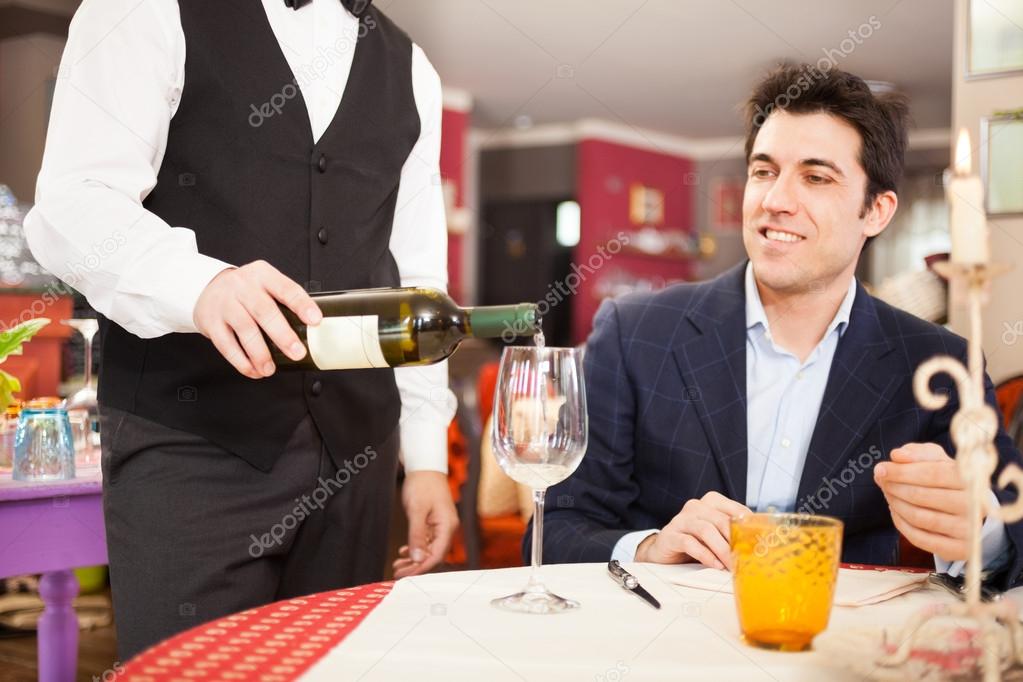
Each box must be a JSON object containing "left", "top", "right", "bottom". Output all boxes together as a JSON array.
[{"left": 99, "top": 406, "right": 398, "bottom": 661}]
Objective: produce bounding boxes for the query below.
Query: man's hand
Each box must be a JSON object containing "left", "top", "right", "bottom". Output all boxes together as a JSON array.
[
  {"left": 874, "top": 442, "right": 972, "bottom": 562},
  {"left": 635, "top": 491, "right": 750, "bottom": 569},
  {"left": 392, "top": 471, "right": 459, "bottom": 578},
  {"left": 193, "top": 260, "right": 322, "bottom": 379}
]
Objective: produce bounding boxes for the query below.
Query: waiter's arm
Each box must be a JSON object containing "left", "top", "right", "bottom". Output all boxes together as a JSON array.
[
  {"left": 389, "top": 44, "right": 459, "bottom": 577},
  {"left": 24, "top": 1, "right": 225, "bottom": 334},
  {"left": 23, "top": 0, "right": 317, "bottom": 379}
]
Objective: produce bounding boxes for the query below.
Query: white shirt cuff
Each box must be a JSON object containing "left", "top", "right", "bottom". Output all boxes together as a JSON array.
[
  {"left": 935, "top": 490, "right": 1009, "bottom": 578},
  {"left": 159, "top": 255, "right": 234, "bottom": 334},
  {"left": 399, "top": 418, "right": 449, "bottom": 474},
  {"left": 611, "top": 529, "right": 659, "bottom": 563}
]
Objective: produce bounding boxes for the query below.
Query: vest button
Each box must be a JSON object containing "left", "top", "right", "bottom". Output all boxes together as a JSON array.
[
  {"left": 310, "top": 380, "right": 323, "bottom": 396},
  {"left": 317, "top": 154, "right": 327, "bottom": 173},
  {"left": 317, "top": 227, "right": 328, "bottom": 245}
]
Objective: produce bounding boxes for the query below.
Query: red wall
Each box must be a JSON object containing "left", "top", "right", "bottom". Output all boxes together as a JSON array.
[
  {"left": 440, "top": 107, "right": 470, "bottom": 303},
  {"left": 0, "top": 295, "right": 73, "bottom": 400},
  {"left": 573, "top": 139, "right": 696, "bottom": 344}
]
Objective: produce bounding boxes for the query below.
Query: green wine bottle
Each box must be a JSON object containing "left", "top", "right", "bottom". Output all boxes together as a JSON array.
[{"left": 270, "top": 287, "right": 539, "bottom": 370}]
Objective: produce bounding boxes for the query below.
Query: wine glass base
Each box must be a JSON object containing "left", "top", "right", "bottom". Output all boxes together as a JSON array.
[{"left": 491, "top": 589, "right": 579, "bottom": 614}]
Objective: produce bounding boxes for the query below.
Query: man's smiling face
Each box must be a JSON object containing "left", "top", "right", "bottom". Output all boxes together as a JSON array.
[{"left": 742, "top": 109, "right": 890, "bottom": 294}]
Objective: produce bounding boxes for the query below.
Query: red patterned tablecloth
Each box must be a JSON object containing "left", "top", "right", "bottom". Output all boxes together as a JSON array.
[{"left": 122, "top": 581, "right": 395, "bottom": 681}]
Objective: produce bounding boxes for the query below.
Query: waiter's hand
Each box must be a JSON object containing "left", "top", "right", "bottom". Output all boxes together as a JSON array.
[
  {"left": 874, "top": 442, "right": 972, "bottom": 562},
  {"left": 393, "top": 471, "right": 459, "bottom": 578},
  {"left": 635, "top": 491, "right": 750, "bottom": 570},
  {"left": 194, "top": 260, "right": 322, "bottom": 379}
]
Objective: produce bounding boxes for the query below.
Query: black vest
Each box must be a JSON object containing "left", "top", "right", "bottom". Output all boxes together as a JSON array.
[{"left": 97, "top": 1, "right": 419, "bottom": 471}]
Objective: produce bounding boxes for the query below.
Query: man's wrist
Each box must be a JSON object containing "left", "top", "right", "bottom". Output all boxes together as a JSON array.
[{"left": 635, "top": 532, "right": 659, "bottom": 563}]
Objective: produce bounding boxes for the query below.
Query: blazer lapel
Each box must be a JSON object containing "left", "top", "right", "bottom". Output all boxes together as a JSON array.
[
  {"left": 795, "top": 284, "right": 904, "bottom": 506},
  {"left": 672, "top": 264, "right": 749, "bottom": 502}
]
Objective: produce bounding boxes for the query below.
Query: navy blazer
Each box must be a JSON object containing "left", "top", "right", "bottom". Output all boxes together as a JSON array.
[{"left": 531, "top": 262, "right": 1023, "bottom": 587}]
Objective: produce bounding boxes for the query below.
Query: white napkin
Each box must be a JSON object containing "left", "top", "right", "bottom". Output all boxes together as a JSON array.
[
  {"left": 1000, "top": 585, "right": 1023, "bottom": 622},
  {"left": 657, "top": 565, "right": 928, "bottom": 607}
]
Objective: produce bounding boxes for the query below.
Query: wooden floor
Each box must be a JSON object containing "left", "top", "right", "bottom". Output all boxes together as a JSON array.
[{"left": 0, "top": 620, "right": 118, "bottom": 682}]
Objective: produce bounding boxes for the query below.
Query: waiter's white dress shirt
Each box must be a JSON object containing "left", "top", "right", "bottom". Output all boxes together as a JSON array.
[{"left": 24, "top": 0, "right": 455, "bottom": 472}]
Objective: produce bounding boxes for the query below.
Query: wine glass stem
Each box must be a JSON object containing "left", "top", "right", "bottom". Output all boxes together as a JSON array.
[
  {"left": 528, "top": 488, "right": 546, "bottom": 590},
  {"left": 82, "top": 333, "right": 93, "bottom": 390}
]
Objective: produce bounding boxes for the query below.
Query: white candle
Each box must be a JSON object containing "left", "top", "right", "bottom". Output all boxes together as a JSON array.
[{"left": 947, "top": 128, "right": 989, "bottom": 265}]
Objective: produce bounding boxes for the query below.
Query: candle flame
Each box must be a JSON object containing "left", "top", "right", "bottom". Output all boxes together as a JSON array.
[{"left": 954, "top": 128, "right": 972, "bottom": 175}]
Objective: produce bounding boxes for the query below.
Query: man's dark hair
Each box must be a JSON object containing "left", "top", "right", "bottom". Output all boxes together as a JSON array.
[{"left": 744, "top": 62, "right": 910, "bottom": 219}]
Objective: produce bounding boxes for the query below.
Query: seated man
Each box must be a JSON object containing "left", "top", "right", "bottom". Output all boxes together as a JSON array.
[{"left": 534, "top": 63, "right": 1023, "bottom": 588}]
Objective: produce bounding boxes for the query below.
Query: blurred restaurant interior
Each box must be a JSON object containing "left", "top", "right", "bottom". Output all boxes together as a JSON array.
[{"left": 0, "top": 0, "right": 1022, "bottom": 678}]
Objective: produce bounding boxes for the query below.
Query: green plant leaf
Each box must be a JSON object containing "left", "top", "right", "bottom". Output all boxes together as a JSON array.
[
  {"left": 0, "top": 369, "right": 21, "bottom": 410},
  {"left": 0, "top": 318, "right": 49, "bottom": 364}
]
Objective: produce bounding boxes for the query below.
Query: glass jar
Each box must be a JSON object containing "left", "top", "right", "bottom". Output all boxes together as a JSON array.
[{"left": 12, "top": 406, "right": 76, "bottom": 481}]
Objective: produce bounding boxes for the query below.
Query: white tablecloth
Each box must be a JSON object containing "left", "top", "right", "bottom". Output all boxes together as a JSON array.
[{"left": 300, "top": 562, "right": 976, "bottom": 681}]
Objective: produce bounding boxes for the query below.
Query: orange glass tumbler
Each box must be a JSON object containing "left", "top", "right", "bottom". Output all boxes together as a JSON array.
[{"left": 731, "top": 513, "right": 843, "bottom": 651}]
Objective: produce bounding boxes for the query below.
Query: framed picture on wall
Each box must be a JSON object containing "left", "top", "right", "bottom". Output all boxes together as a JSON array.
[
  {"left": 628, "top": 184, "right": 664, "bottom": 226},
  {"left": 711, "top": 178, "right": 744, "bottom": 229},
  {"left": 966, "top": 0, "right": 1023, "bottom": 79},
  {"left": 981, "top": 114, "right": 1023, "bottom": 216}
]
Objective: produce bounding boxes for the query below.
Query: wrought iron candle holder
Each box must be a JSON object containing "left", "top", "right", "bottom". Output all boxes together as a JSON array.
[{"left": 879, "top": 261, "right": 1023, "bottom": 681}]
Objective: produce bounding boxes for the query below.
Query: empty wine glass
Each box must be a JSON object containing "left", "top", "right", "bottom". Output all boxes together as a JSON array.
[
  {"left": 490, "top": 345, "right": 587, "bottom": 613},
  {"left": 61, "top": 318, "right": 100, "bottom": 467}
]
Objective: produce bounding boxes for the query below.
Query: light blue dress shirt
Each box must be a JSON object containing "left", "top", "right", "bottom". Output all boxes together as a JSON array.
[
  {"left": 611, "top": 263, "right": 1006, "bottom": 576},
  {"left": 743, "top": 262, "right": 854, "bottom": 513}
]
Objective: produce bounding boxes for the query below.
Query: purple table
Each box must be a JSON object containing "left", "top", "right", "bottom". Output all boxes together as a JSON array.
[{"left": 0, "top": 470, "right": 107, "bottom": 682}]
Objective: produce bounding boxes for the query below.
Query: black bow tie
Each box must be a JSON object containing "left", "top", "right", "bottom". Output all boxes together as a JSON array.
[{"left": 284, "top": 0, "right": 372, "bottom": 16}]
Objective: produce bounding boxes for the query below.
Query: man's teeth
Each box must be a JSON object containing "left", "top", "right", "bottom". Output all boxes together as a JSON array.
[{"left": 764, "top": 229, "right": 803, "bottom": 243}]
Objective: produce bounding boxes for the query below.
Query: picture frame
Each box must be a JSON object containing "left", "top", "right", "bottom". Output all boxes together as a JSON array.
[
  {"left": 977, "top": 114, "right": 1023, "bottom": 215},
  {"left": 980, "top": 114, "right": 1023, "bottom": 216},
  {"left": 711, "top": 177, "right": 744, "bottom": 229},
  {"left": 628, "top": 183, "right": 664, "bottom": 226},
  {"left": 966, "top": 0, "right": 1023, "bottom": 79}
]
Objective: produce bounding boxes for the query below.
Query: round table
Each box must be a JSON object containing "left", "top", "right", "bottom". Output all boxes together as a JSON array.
[
  {"left": 121, "top": 581, "right": 394, "bottom": 681},
  {"left": 122, "top": 562, "right": 982, "bottom": 681}
]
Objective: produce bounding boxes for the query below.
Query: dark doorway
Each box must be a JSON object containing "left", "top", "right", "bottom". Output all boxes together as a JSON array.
[{"left": 479, "top": 198, "right": 574, "bottom": 347}]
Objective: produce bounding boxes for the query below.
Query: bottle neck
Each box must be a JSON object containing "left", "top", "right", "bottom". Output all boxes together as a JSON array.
[{"left": 467, "top": 304, "right": 538, "bottom": 340}]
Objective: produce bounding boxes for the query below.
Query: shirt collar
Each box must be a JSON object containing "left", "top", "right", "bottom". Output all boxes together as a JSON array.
[{"left": 744, "top": 261, "right": 857, "bottom": 339}]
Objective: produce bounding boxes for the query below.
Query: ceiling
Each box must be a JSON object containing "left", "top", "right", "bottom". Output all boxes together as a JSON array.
[
  {"left": 381, "top": 0, "right": 954, "bottom": 138},
  {"left": 9, "top": 0, "right": 955, "bottom": 140}
]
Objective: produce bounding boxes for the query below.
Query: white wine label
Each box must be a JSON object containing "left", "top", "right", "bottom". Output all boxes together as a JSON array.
[{"left": 306, "top": 315, "right": 389, "bottom": 370}]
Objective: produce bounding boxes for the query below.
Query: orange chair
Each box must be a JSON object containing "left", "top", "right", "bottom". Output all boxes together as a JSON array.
[
  {"left": 996, "top": 375, "right": 1023, "bottom": 431},
  {"left": 443, "top": 341, "right": 500, "bottom": 569},
  {"left": 447, "top": 361, "right": 530, "bottom": 569},
  {"left": 997, "top": 375, "right": 1023, "bottom": 456},
  {"left": 477, "top": 361, "right": 499, "bottom": 426},
  {"left": 444, "top": 417, "right": 469, "bottom": 566}
]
